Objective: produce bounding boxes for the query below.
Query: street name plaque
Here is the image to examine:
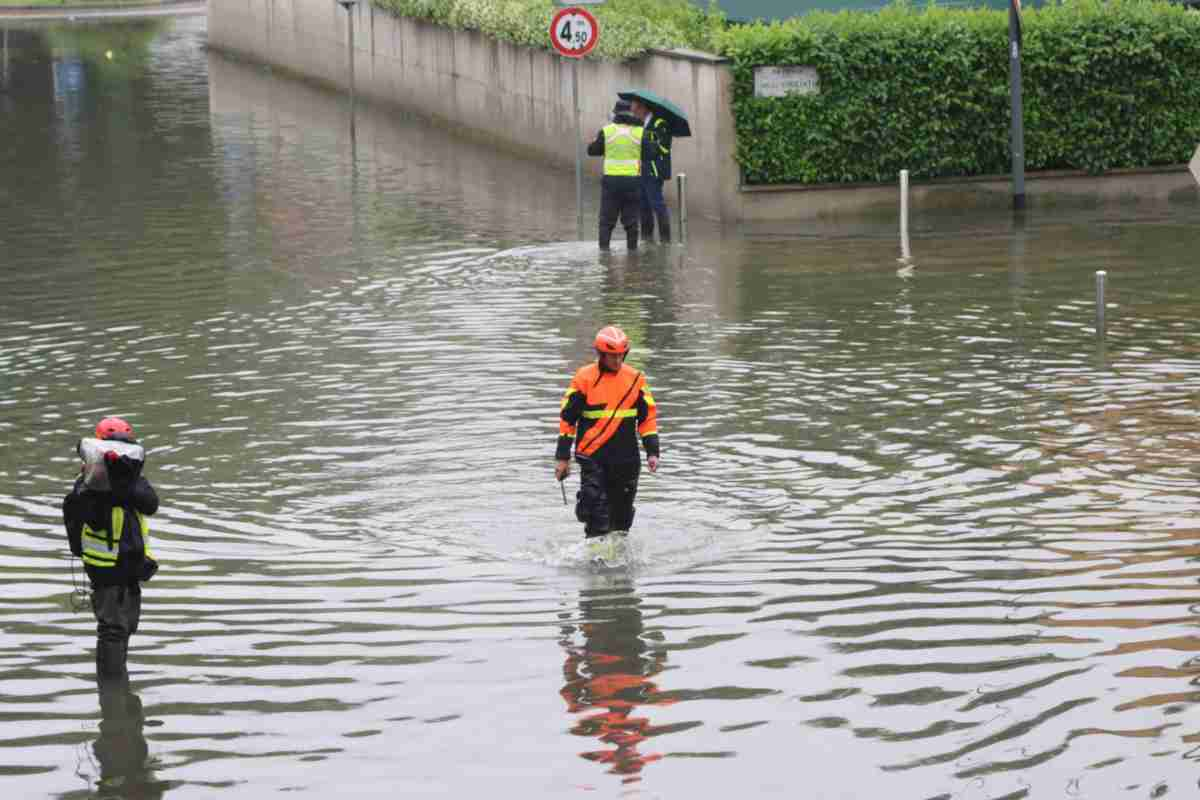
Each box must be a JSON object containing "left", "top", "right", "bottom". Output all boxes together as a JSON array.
[{"left": 753, "top": 66, "right": 819, "bottom": 98}]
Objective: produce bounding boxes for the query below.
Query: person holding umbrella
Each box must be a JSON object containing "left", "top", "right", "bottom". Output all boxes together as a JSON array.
[{"left": 620, "top": 90, "right": 690, "bottom": 245}]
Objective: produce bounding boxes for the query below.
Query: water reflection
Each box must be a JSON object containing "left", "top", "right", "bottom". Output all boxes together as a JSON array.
[
  {"left": 559, "top": 579, "right": 672, "bottom": 782},
  {"left": 64, "top": 681, "right": 166, "bottom": 800}
]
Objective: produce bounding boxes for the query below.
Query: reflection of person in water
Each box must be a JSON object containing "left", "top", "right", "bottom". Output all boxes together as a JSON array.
[
  {"left": 89, "top": 681, "right": 165, "bottom": 798},
  {"left": 86, "top": 676, "right": 166, "bottom": 800},
  {"left": 559, "top": 581, "right": 673, "bottom": 781}
]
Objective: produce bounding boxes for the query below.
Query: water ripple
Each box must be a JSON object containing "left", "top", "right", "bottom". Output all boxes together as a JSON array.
[{"left": 3, "top": 12, "right": 1200, "bottom": 800}]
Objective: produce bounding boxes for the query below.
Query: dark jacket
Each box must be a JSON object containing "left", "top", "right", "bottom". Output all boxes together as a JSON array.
[
  {"left": 641, "top": 114, "right": 673, "bottom": 181},
  {"left": 64, "top": 475, "right": 159, "bottom": 586}
]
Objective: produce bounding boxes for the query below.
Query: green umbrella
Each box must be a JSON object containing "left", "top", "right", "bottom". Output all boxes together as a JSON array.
[{"left": 618, "top": 88, "right": 692, "bottom": 138}]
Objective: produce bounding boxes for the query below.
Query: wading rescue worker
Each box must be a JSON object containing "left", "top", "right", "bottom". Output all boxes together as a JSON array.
[
  {"left": 628, "top": 98, "right": 673, "bottom": 245},
  {"left": 586, "top": 99, "right": 644, "bottom": 251},
  {"left": 63, "top": 417, "right": 159, "bottom": 684},
  {"left": 555, "top": 326, "right": 660, "bottom": 537}
]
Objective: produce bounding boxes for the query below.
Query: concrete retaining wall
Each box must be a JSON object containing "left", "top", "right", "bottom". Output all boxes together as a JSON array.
[
  {"left": 206, "top": 0, "right": 740, "bottom": 222},
  {"left": 206, "top": 0, "right": 1198, "bottom": 223}
]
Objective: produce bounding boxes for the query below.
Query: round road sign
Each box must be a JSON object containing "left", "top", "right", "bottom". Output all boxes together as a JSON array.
[{"left": 550, "top": 7, "right": 600, "bottom": 59}]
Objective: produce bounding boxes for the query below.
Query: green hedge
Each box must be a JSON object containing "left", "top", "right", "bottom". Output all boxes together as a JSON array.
[
  {"left": 372, "top": 0, "right": 726, "bottom": 61},
  {"left": 717, "top": 0, "right": 1200, "bottom": 184}
]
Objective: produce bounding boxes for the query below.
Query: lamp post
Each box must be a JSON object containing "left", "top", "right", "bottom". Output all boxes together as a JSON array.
[{"left": 337, "top": 0, "right": 357, "bottom": 142}]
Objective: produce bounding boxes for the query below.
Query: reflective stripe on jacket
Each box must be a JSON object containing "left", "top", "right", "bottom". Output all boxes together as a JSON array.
[
  {"left": 81, "top": 506, "right": 151, "bottom": 569},
  {"left": 642, "top": 115, "right": 672, "bottom": 180},
  {"left": 557, "top": 362, "right": 659, "bottom": 464},
  {"left": 602, "top": 123, "right": 644, "bottom": 177}
]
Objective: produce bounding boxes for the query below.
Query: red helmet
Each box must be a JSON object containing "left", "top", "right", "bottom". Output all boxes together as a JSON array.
[
  {"left": 594, "top": 326, "right": 631, "bottom": 355},
  {"left": 95, "top": 416, "right": 136, "bottom": 442}
]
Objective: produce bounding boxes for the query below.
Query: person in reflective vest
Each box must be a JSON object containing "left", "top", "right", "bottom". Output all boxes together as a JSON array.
[
  {"left": 555, "top": 326, "right": 660, "bottom": 537},
  {"left": 63, "top": 417, "right": 160, "bottom": 684},
  {"left": 629, "top": 98, "right": 672, "bottom": 244},
  {"left": 586, "top": 99, "right": 644, "bottom": 251}
]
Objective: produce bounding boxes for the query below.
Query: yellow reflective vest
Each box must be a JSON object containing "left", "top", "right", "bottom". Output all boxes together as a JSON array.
[
  {"left": 602, "top": 123, "right": 643, "bottom": 177},
  {"left": 81, "top": 506, "right": 152, "bottom": 570}
]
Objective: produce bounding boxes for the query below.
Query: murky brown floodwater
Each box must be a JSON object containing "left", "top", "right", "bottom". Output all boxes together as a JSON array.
[{"left": 3, "top": 14, "right": 1200, "bottom": 799}]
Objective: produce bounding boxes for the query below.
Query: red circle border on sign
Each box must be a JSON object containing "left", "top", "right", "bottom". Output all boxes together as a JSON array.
[{"left": 549, "top": 6, "right": 600, "bottom": 59}]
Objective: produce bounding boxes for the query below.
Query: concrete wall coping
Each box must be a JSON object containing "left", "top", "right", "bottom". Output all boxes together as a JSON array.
[
  {"left": 741, "top": 164, "right": 1192, "bottom": 193},
  {"left": 647, "top": 46, "right": 729, "bottom": 65}
]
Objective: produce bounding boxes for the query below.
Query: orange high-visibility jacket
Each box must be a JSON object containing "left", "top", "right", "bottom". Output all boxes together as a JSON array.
[{"left": 557, "top": 362, "right": 659, "bottom": 464}]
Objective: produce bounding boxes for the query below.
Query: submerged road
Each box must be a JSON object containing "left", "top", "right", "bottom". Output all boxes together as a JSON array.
[{"left": 6, "top": 12, "right": 1200, "bottom": 800}]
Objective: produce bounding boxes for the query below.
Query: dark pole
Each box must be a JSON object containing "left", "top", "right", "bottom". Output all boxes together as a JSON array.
[
  {"left": 338, "top": 0, "right": 357, "bottom": 144},
  {"left": 572, "top": 57, "right": 583, "bottom": 239},
  {"left": 1008, "top": 0, "right": 1026, "bottom": 211}
]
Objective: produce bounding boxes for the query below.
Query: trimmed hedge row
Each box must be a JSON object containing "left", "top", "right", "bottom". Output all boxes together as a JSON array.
[
  {"left": 371, "top": 0, "right": 725, "bottom": 62},
  {"left": 716, "top": 0, "right": 1200, "bottom": 184}
]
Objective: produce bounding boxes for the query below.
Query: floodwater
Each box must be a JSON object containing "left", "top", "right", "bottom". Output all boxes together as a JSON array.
[{"left": 3, "top": 14, "right": 1200, "bottom": 800}]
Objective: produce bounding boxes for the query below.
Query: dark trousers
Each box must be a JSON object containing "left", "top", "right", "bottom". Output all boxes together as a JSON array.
[
  {"left": 598, "top": 177, "right": 640, "bottom": 250},
  {"left": 575, "top": 457, "right": 641, "bottom": 537},
  {"left": 92, "top": 583, "right": 141, "bottom": 683},
  {"left": 639, "top": 175, "right": 670, "bottom": 243}
]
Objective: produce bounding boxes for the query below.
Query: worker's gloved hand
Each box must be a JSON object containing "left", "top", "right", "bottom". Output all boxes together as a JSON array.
[
  {"left": 140, "top": 557, "right": 159, "bottom": 582},
  {"left": 555, "top": 459, "right": 570, "bottom": 481}
]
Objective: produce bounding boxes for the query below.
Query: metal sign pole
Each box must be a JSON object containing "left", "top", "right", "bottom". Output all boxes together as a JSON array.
[
  {"left": 551, "top": 5, "right": 598, "bottom": 239},
  {"left": 1008, "top": 0, "right": 1026, "bottom": 211},
  {"left": 572, "top": 58, "right": 583, "bottom": 237}
]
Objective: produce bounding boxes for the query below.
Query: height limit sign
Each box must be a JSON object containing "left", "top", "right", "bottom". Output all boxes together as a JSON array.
[{"left": 550, "top": 6, "right": 600, "bottom": 58}]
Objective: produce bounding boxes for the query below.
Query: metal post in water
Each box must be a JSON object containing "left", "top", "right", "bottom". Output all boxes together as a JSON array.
[
  {"left": 1009, "top": 0, "right": 1026, "bottom": 211},
  {"left": 900, "top": 169, "right": 911, "bottom": 261},
  {"left": 348, "top": 9, "right": 355, "bottom": 113},
  {"left": 347, "top": 4, "right": 356, "bottom": 120},
  {"left": 676, "top": 172, "right": 687, "bottom": 243},
  {"left": 572, "top": 58, "right": 583, "bottom": 238},
  {"left": 338, "top": 0, "right": 357, "bottom": 142},
  {"left": 2, "top": 28, "right": 8, "bottom": 91},
  {"left": 1095, "top": 270, "right": 1106, "bottom": 334}
]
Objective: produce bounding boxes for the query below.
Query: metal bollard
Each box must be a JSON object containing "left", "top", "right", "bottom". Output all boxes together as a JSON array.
[
  {"left": 337, "top": 0, "right": 358, "bottom": 142},
  {"left": 900, "top": 169, "right": 911, "bottom": 261},
  {"left": 676, "top": 173, "right": 688, "bottom": 243},
  {"left": 1095, "top": 270, "right": 1106, "bottom": 334}
]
